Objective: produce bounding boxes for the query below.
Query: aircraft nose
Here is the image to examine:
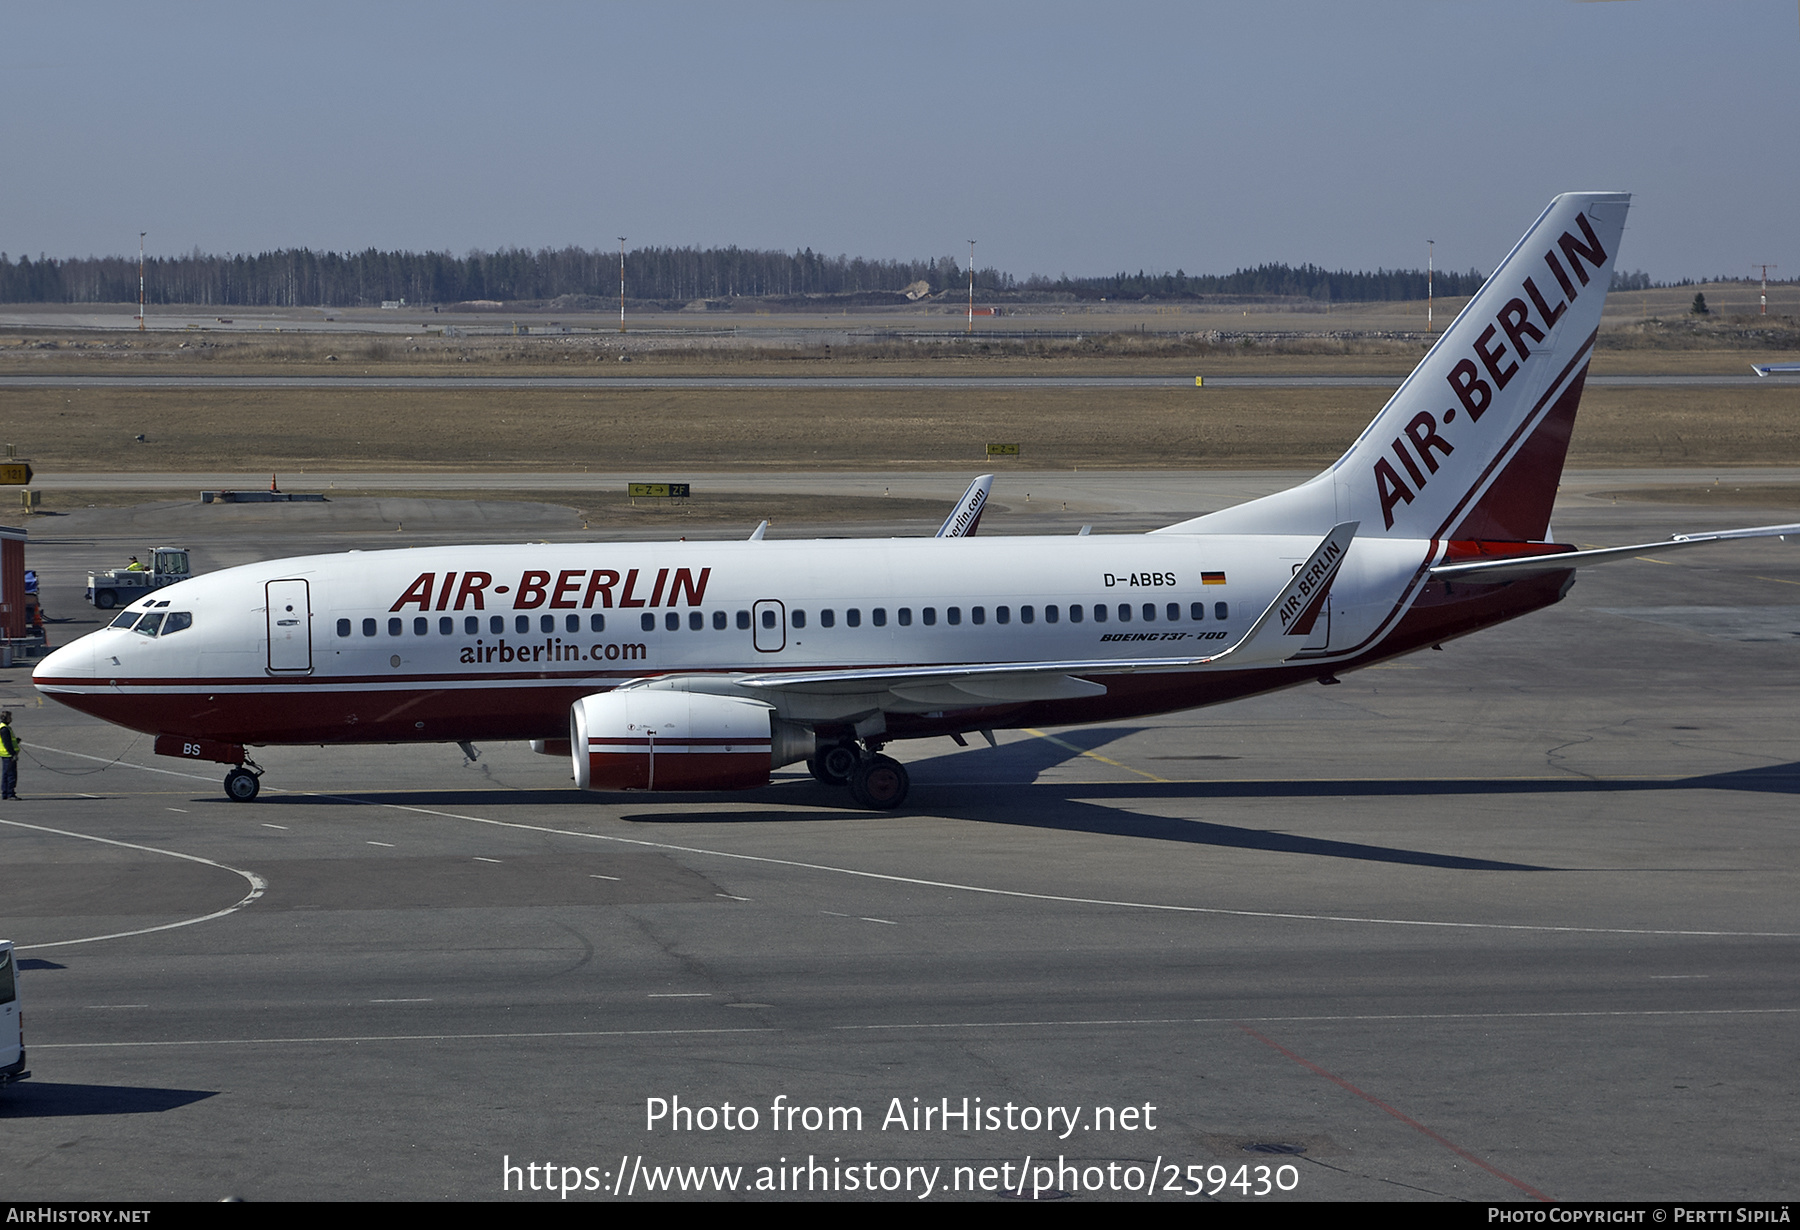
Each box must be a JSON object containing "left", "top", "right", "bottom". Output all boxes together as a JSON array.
[{"left": 34, "top": 637, "right": 98, "bottom": 687}]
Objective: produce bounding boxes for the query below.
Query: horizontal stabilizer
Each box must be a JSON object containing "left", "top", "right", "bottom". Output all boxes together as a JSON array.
[{"left": 1430, "top": 522, "right": 1800, "bottom": 583}]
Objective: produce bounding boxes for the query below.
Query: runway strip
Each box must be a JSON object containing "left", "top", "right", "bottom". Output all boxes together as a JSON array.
[
  {"left": 26, "top": 741, "right": 1800, "bottom": 940},
  {"left": 0, "top": 373, "right": 1776, "bottom": 389}
]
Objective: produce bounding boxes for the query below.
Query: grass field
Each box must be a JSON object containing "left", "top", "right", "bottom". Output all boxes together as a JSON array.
[{"left": 9, "top": 381, "right": 1800, "bottom": 475}]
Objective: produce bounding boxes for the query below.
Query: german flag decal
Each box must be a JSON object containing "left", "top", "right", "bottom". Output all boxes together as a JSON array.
[{"left": 1202, "top": 571, "right": 1227, "bottom": 586}]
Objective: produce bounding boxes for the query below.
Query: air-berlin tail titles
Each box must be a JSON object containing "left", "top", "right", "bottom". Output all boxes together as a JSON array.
[{"left": 1373, "top": 209, "right": 1608, "bottom": 529}]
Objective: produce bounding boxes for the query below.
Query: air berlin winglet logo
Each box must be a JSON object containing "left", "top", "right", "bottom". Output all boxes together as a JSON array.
[
  {"left": 1277, "top": 539, "right": 1345, "bottom": 634},
  {"left": 1375, "top": 209, "right": 1607, "bottom": 531}
]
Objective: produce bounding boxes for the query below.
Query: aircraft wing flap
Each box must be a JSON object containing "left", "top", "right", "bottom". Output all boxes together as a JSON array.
[{"left": 1430, "top": 522, "right": 1800, "bottom": 583}]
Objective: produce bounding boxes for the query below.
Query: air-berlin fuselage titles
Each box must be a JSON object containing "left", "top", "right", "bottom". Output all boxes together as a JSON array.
[{"left": 32, "top": 193, "right": 1800, "bottom": 809}]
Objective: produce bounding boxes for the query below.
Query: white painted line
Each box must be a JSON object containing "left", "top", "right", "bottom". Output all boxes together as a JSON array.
[
  {"left": 84, "top": 1004, "right": 148, "bottom": 1010},
  {"left": 166, "top": 808, "right": 188, "bottom": 814},
  {"left": 371, "top": 998, "right": 433, "bottom": 1004},
  {"left": 589, "top": 874, "right": 621, "bottom": 881},
  {"left": 33, "top": 742, "right": 1800, "bottom": 941},
  {"left": 472, "top": 856, "right": 502, "bottom": 863},
  {"left": 366, "top": 841, "right": 395, "bottom": 847},
  {"left": 35, "top": 1026, "right": 775, "bottom": 1050},
  {"left": 261, "top": 823, "right": 288, "bottom": 830},
  {"left": 832, "top": 1006, "right": 1800, "bottom": 1031},
  {"left": 860, "top": 917, "right": 897, "bottom": 925},
  {"left": 647, "top": 993, "right": 713, "bottom": 998},
  {"left": 329, "top": 797, "right": 1800, "bottom": 940},
  {"left": 1, "top": 816, "right": 266, "bottom": 951},
  {"left": 716, "top": 893, "right": 750, "bottom": 901}
]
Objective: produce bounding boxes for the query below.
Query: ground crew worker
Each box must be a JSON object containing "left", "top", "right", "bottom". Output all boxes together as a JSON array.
[
  {"left": 126, "top": 556, "right": 146, "bottom": 571},
  {"left": 0, "top": 711, "right": 17, "bottom": 800}
]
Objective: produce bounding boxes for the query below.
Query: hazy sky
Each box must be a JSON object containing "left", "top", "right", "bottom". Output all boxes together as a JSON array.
[{"left": 3, "top": 2, "right": 1794, "bottom": 281}]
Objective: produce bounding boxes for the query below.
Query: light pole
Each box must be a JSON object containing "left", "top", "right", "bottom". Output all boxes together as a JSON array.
[
  {"left": 967, "top": 239, "right": 976, "bottom": 335},
  {"left": 138, "top": 232, "right": 147, "bottom": 332},
  {"left": 1427, "top": 239, "right": 1434, "bottom": 333},
  {"left": 619, "top": 238, "right": 627, "bottom": 333}
]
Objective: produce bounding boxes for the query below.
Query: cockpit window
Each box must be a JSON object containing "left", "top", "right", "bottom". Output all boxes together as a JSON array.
[
  {"left": 109, "top": 612, "right": 143, "bottom": 630},
  {"left": 162, "top": 612, "right": 193, "bottom": 635},
  {"left": 132, "top": 613, "right": 166, "bottom": 638}
]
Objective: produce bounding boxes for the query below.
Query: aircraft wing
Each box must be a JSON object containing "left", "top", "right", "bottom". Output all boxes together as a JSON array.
[
  {"left": 936, "top": 474, "right": 994, "bottom": 537},
  {"left": 1752, "top": 363, "right": 1800, "bottom": 377},
  {"left": 1429, "top": 522, "right": 1800, "bottom": 583},
  {"left": 734, "top": 522, "right": 1360, "bottom": 701}
]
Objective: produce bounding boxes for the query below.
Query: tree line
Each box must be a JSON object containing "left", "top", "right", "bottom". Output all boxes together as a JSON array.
[{"left": 1, "top": 244, "right": 1711, "bottom": 308}]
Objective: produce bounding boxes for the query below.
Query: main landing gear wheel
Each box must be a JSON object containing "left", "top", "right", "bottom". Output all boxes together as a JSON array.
[
  {"left": 849, "top": 754, "right": 909, "bottom": 810},
  {"left": 808, "top": 742, "right": 860, "bottom": 787},
  {"left": 224, "top": 767, "right": 261, "bottom": 802}
]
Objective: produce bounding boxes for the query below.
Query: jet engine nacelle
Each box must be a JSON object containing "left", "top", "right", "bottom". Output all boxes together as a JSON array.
[{"left": 570, "top": 689, "right": 814, "bottom": 792}]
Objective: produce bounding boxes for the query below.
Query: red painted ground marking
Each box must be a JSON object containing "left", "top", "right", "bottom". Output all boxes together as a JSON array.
[{"left": 1237, "top": 1024, "right": 1552, "bottom": 1203}]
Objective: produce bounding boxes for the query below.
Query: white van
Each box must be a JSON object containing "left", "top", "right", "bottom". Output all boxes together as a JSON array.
[{"left": 0, "top": 941, "right": 27, "bottom": 1089}]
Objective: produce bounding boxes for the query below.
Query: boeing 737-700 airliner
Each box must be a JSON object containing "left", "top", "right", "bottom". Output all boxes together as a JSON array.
[{"left": 32, "top": 193, "right": 1798, "bottom": 808}]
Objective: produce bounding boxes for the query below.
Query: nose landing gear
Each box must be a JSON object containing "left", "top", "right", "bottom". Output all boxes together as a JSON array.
[{"left": 224, "top": 760, "right": 263, "bottom": 803}]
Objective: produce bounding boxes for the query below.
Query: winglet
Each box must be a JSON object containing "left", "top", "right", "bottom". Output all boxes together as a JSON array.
[
  {"left": 748, "top": 520, "right": 768, "bottom": 541},
  {"left": 1202, "top": 521, "right": 1359, "bottom": 665},
  {"left": 936, "top": 475, "right": 993, "bottom": 538}
]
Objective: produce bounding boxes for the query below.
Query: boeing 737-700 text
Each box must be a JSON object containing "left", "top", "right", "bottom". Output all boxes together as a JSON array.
[{"left": 32, "top": 193, "right": 1797, "bottom": 808}]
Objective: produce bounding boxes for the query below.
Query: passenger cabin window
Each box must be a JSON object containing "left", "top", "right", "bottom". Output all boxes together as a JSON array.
[
  {"left": 336, "top": 618, "right": 352, "bottom": 637},
  {"left": 737, "top": 610, "right": 751, "bottom": 630},
  {"left": 872, "top": 608, "right": 886, "bottom": 627},
  {"left": 792, "top": 610, "right": 807, "bottom": 629},
  {"left": 515, "top": 615, "right": 529, "bottom": 634},
  {"left": 923, "top": 608, "right": 937, "bottom": 626},
  {"left": 1067, "top": 605, "right": 1081, "bottom": 624},
  {"left": 1020, "top": 605, "right": 1033, "bottom": 624},
  {"left": 688, "top": 611, "right": 703, "bottom": 631},
  {"left": 467, "top": 616, "right": 481, "bottom": 635},
  {"left": 1215, "top": 602, "right": 1229, "bottom": 621},
  {"left": 388, "top": 617, "right": 403, "bottom": 636},
  {"left": 1093, "top": 605, "right": 1107, "bottom": 623},
  {"left": 1046, "top": 605, "right": 1059, "bottom": 623},
  {"left": 441, "top": 617, "right": 455, "bottom": 635},
  {"left": 664, "top": 612, "right": 679, "bottom": 631},
  {"left": 819, "top": 609, "right": 834, "bottom": 628},
  {"left": 995, "top": 606, "right": 1010, "bottom": 624},
  {"left": 1190, "top": 602, "right": 1205, "bottom": 621},
  {"left": 414, "top": 617, "right": 428, "bottom": 635},
  {"left": 946, "top": 607, "right": 961, "bottom": 626},
  {"left": 363, "top": 618, "right": 378, "bottom": 637},
  {"left": 1166, "top": 603, "right": 1180, "bottom": 622},
  {"left": 971, "top": 607, "right": 985, "bottom": 625},
  {"left": 591, "top": 614, "right": 606, "bottom": 632},
  {"left": 566, "top": 614, "right": 580, "bottom": 633},
  {"left": 712, "top": 611, "right": 726, "bottom": 630},
  {"left": 641, "top": 613, "right": 656, "bottom": 632},
  {"left": 541, "top": 614, "right": 555, "bottom": 634},
  {"left": 898, "top": 608, "right": 912, "bottom": 626},
  {"left": 489, "top": 616, "right": 504, "bottom": 635}
]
